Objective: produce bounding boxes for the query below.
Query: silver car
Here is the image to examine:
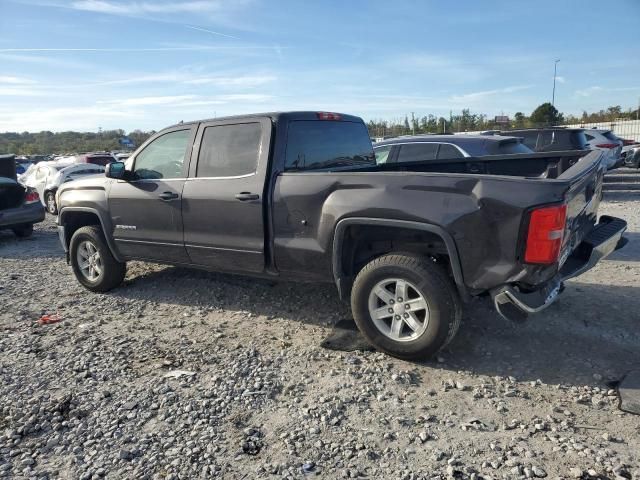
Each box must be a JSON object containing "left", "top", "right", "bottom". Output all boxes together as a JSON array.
[
  {"left": 584, "top": 129, "right": 623, "bottom": 170},
  {"left": 20, "top": 162, "right": 105, "bottom": 214}
]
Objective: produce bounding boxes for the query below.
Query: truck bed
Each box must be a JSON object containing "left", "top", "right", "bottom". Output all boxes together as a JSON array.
[
  {"left": 272, "top": 149, "right": 605, "bottom": 294},
  {"left": 357, "top": 149, "right": 593, "bottom": 179}
]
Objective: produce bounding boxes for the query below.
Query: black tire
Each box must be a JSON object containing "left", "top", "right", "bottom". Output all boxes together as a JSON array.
[
  {"left": 12, "top": 224, "right": 34, "bottom": 238},
  {"left": 45, "top": 191, "right": 57, "bottom": 215},
  {"left": 69, "top": 226, "right": 126, "bottom": 292},
  {"left": 351, "top": 253, "right": 462, "bottom": 360}
]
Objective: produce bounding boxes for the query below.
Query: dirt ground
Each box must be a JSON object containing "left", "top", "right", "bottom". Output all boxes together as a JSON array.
[{"left": 0, "top": 169, "right": 638, "bottom": 480}]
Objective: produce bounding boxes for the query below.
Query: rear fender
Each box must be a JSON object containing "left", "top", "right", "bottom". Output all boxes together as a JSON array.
[{"left": 332, "top": 217, "right": 468, "bottom": 301}]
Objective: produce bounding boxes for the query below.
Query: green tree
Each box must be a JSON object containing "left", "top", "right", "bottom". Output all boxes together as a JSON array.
[
  {"left": 513, "top": 112, "right": 526, "bottom": 128},
  {"left": 529, "top": 102, "right": 564, "bottom": 126}
]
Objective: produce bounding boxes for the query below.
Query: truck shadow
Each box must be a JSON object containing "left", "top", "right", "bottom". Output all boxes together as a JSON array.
[
  {"left": 440, "top": 280, "right": 640, "bottom": 386},
  {"left": 608, "top": 231, "right": 640, "bottom": 262},
  {"left": 111, "top": 266, "right": 639, "bottom": 387}
]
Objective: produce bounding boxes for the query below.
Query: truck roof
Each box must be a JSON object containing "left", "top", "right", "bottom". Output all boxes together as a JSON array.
[{"left": 166, "top": 111, "right": 364, "bottom": 130}]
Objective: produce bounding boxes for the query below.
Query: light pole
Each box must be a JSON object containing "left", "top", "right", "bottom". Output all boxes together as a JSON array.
[{"left": 552, "top": 59, "right": 560, "bottom": 107}]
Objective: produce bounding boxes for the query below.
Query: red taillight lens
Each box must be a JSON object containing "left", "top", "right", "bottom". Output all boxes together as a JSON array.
[
  {"left": 595, "top": 143, "right": 618, "bottom": 149},
  {"left": 25, "top": 190, "right": 40, "bottom": 203},
  {"left": 524, "top": 204, "right": 567, "bottom": 265},
  {"left": 316, "top": 112, "right": 342, "bottom": 121}
]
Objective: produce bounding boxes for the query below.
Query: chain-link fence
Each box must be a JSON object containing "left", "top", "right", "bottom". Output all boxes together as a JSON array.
[{"left": 562, "top": 119, "right": 640, "bottom": 142}]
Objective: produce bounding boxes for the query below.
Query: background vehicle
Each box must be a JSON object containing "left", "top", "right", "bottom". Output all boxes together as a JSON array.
[
  {"left": 0, "top": 154, "right": 45, "bottom": 237},
  {"left": 496, "top": 127, "right": 589, "bottom": 153},
  {"left": 373, "top": 134, "right": 533, "bottom": 163},
  {"left": 20, "top": 161, "right": 105, "bottom": 214},
  {"left": 584, "top": 129, "right": 623, "bottom": 170},
  {"left": 56, "top": 112, "right": 626, "bottom": 360},
  {"left": 75, "top": 152, "right": 117, "bottom": 166},
  {"left": 622, "top": 145, "right": 640, "bottom": 168}
]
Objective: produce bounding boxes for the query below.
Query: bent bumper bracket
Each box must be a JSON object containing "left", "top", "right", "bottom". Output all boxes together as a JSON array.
[{"left": 492, "top": 216, "right": 627, "bottom": 322}]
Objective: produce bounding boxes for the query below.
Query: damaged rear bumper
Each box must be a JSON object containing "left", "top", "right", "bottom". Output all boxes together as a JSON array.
[{"left": 492, "top": 216, "right": 627, "bottom": 322}]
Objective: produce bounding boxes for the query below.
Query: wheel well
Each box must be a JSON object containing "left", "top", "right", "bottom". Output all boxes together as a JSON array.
[
  {"left": 337, "top": 225, "right": 455, "bottom": 290},
  {"left": 61, "top": 211, "right": 101, "bottom": 248}
]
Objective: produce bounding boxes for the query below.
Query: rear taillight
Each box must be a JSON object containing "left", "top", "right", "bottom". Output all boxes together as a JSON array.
[
  {"left": 524, "top": 204, "right": 567, "bottom": 265},
  {"left": 24, "top": 190, "right": 40, "bottom": 203},
  {"left": 595, "top": 143, "right": 618, "bottom": 149},
  {"left": 316, "top": 112, "right": 342, "bottom": 121}
]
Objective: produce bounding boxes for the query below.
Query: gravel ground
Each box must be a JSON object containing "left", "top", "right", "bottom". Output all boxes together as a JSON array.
[{"left": 1, "top": 169, "right": 639, "bottom": 480}]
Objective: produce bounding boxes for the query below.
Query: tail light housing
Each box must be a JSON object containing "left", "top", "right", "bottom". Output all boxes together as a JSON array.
[
  {"left": 24, "top": 189, "right": 40, "bottom": 204},
  {"left": 524, "top": 204, "right": 567, "bottom": 265},
  {"left": 595, "top": 143, "right": 619, "bottom": 149}
]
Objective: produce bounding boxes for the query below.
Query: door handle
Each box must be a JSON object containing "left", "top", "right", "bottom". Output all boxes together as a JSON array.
[
  {"left": 158, "top": 191, "right": 179, "bottom": 201},
  {"left": 235, "top": 192, "right": 260, "bottom": 201}
]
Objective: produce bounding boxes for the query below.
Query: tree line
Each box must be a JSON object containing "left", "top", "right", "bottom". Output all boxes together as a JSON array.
[
  {"left": 367, "top": 103, "right": 640, "bottom": 137},
  {"left": 1, "top": 103, "right": 638, "bottom": 154},
  {"left": 0, "top": 129, "right": 154, "bottom": 155}
]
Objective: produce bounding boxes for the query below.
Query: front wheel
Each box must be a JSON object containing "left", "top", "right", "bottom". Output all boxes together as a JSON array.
[
  {"left": 70, "top": 226, "right": 126, "bottom": 292},
  {"left": 351, "top": 253, "right": 461, "bottom": 360}
]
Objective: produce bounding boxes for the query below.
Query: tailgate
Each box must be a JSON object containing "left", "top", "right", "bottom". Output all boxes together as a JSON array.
[{"left": 557, "top": 150, "right": 604, "bottom": 266}]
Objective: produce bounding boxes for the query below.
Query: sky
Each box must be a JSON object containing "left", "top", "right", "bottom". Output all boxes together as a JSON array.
[{"left": 0, "top": 0, "right": 639, "bottom": 132}]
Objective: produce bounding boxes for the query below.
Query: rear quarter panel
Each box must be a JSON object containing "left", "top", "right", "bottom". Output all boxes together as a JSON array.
[{"left": 272, "top": 171, "right": 569, "bottom": 290}]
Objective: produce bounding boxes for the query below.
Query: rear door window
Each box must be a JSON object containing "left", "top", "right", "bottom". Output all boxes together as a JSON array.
[
  {"left": 496, "top": 141, "right": 533, "bottom": 154},
  {"left": 437, "top": 144, "right": 464, "bottom": 159},
  {"left": 517, "top": 132, "right": 539, "bottom": 150},
  {"left": 397, "top": 143, "right": 439, "bottom": 162},
  {"left": 285, "top": 121, "right": 374, "bottom": 171},
  {"left": 571, "top": 131, "right": 588, "bottom": 149},
  {"left": 539, "top": 131, "right": 554, "bottom": 148},
  {"left": 196, "top": 123, "right": 262, "bottom": 177}
]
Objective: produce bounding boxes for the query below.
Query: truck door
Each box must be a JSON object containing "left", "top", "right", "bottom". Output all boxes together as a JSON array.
[
  {"left": 108, "top": 126, "right": 195, "bottom": 263},
  {"left": 181, "top": 118, "right": 271, "bottom": 273}
]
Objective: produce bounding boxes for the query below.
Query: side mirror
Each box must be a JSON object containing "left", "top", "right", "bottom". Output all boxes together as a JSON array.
[{"left": 105, "top": 161, "right": 126, "bottom": 179}]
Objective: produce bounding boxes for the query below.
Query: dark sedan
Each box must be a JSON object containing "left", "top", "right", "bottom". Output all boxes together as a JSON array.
[
  {"left": 373, "top": 134, "right": 533, "bottom": 164},
  {"left": 0, "top": 155, "right": 45, "bottom": 238}
]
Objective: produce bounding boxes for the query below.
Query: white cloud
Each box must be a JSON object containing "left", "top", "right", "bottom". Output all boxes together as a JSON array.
[
  {"left": 70, "top": 0, "right": 227, "bottom": 15},
  {"left": 0, "top": 105, "right": 140, "bottom": 132},
  {"left": 449, "top": 85, "right": 533, "bottom": 103},
  {"left": 183, "top": 75, "right": 276, "bottom": 87},
  {"left": 555, "top": 76, "right": 566, "bottom": 83},
  {"left": 99, "top": 95, "right": 197, "bottom": 106},
  {"left": 575, "top": 86, "right": 604, "bottom": 97},
  {"left": 0, "top": 87, "right": 47, "bottom": 96},
  {"left": 184, "top": 25, "right": 238, "bottom": 39},
  {"left": 0, "top": 76, "right": 37, "bottom": 85}
]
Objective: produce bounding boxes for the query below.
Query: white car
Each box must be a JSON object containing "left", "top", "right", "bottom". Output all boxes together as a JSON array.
[
  {"left": 584, "top": 129, "right": 623, "bottom": 170},
  {"left": 19, "top": 162, "right": 105, "bottom": 214}
]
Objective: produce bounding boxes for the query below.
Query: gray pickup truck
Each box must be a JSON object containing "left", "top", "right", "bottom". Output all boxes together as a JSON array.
[{"left": 56, "top": 112, "right": 627, "bottom": 359}]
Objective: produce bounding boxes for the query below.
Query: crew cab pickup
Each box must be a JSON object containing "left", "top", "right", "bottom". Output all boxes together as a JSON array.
[{"left": 56, "top": 112, "right": 627, "bottom": 359}]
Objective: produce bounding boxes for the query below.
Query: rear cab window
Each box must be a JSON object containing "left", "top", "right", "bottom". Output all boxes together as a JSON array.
[{"left": 284, "top": 121, "right": 374, "bottom": 171}]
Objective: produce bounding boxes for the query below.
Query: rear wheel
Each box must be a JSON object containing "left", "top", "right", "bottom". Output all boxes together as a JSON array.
[
  {"left": 45, "top": 191, "right": 57, "bottom": 215},
  {"left": 351, "top": 253, "right": 461, "bottom": 360},
  {"left": 70, "top": 226, "right": 126, "bottom": 292},
  {"left": 12, "top": 224, "right": 34, "bottom": 238}
]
